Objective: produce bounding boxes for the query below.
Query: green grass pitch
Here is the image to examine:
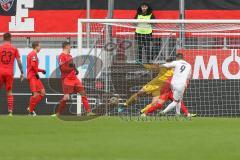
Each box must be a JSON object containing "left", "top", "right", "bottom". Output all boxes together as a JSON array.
[{"left": 1, "top": 116, "right": 240, "bottom": 160}]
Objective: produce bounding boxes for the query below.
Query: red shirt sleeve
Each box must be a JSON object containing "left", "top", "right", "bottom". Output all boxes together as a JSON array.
[
  {"left": 38, "top": 68, "right": 44, "bottom": 72},
  {"left": 15, "top": 48, "right": 20, "bottom": 59}
]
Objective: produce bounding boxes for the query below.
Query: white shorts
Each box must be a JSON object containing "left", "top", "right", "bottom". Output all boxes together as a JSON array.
[{"left": 171, "top": 84, "right": 185, "bottom": 101}]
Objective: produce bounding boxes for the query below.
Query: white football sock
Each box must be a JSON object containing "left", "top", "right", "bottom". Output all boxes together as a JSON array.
[
  {"left": 175, "top": 102, "right": 181, "bottom": 115},
  {"left": 163, "top": 101, "right": 178, "bottom": 114}
]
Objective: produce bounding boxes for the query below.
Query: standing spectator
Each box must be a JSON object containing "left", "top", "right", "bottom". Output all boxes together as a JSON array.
[{"left": 135, "top": 2, "right": 155, "bottom": 63}]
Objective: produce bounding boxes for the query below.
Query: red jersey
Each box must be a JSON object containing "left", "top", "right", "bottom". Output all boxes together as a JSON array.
[
  {"left": 58, "top": 53, "right": 76, "bottom": 79},
  {"left": 27, "top": 50, "right": 44, "bottom": 79},
  {"left": 0, "top": 42, "right": 20, "bottom": 74}
]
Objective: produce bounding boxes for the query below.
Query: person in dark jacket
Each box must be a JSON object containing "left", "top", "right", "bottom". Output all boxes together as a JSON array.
[{"left": 135, "top": 2, "right": 155, "bottom": 63}]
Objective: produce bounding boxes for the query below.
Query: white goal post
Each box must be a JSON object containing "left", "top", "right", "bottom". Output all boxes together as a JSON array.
[{"left": 77, "top": 19, "right": 240, "bottom": 117}]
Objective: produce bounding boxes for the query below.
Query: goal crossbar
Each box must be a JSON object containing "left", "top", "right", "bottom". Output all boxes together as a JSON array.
[{"left": 78, "top": 19, "right": 240, "bottom": 24}]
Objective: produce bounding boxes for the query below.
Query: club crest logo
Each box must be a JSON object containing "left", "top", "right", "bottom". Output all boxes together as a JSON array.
[{"left": 0, "top": 0, "right": 15, "bottom": 11}]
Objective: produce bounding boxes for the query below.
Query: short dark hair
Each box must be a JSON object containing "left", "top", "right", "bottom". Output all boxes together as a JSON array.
[
  {"left": 62, "top": 41, "right": 70, "bottom": 49},
  {"left": 32, "top": 41, "right": 40, "bottom": 49},
  {"left": 3, "top": 32, "right": 11, "bottom": 41},
  {"left": 176, "top": 53, "right": 184, "bottom": 59}
]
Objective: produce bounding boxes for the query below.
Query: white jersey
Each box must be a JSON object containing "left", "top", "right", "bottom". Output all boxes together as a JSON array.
[{"left": 162, "top": 60, "right": 192, "bottom": 86}]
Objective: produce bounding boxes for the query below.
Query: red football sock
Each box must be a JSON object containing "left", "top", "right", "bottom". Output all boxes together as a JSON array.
[
  {"left": 29, "top": 96, "right": 37, "bottom": 112},
  {"left": 7, "top": 95, "right": 14, "bottom": 112},
  {"left": 180, "top": 101, "right": 189, "bottom": 116},
  {"left": 145, "top": 103, "right": 163, "bottom": 114},
  {"left": 57, "top": 99, "right": 67, "bottom": 114},
  {"left": 82, "top": 96, "right": 91, "bottom": 113},
  {"left": 29, "top": 95, "right": 43, "bottom": 112},
  {"left": 35, "top": 95, "right": 43, "bottom": 107}
]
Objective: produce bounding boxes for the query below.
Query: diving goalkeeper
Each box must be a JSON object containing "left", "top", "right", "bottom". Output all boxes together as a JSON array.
[{"left": 118, "top": 59, "right": 174, "bottom": 113}]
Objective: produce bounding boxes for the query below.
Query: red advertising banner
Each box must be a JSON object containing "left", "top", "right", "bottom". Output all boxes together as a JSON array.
[
  {"left": 178, "top": 49, "right": 240, "bottom": 79},
  {"left": 2, "top": 0, "right": 240, "bottom": 34}
]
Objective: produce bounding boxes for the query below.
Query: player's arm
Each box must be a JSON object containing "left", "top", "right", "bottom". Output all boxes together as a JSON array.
[
  {"left": 145, "top": 61, "right": 176, "bottom": 70},
  {"left": 38, "top": 68, "right": 46, "bottom": 74},
  {"left": 188, "top": 68, "right": 192, "bottom": 80},
  {"left": 160, "top": 61, "right": 176, "bottom": 68},
  {"left": 30, "top": 60, "right": 46, "bottom": 78},
  {"left": 16, "top": 58, "right": 24, "bottom": 82},
  {"left": 31, "top": 59, "right": 38, "bottom": 74},
  {"left": 59, "top": 57, "right": 75, "bottom": 74},
  {"left": 30, "top": 57, "right": 42, "bottom": 79},
  {"left": 143, "top": 64, "right": 161, "bottom": 70},
  {"left": 15, "top": 49, "right": 24, "bottom": 81},
  {"left": 69, "top": 61, "right": 79, "bottom": 75}
]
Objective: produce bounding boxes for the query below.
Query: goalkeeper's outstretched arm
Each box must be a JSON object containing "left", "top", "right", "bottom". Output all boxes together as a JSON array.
[{"left": 143, "top": 64, "right": 161, "bottom": 70}]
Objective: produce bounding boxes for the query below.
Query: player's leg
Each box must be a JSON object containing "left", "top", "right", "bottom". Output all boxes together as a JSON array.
[
  {"left": 118, "top": 89, "right": 146, "bottom": 113},
  {"left": 78, "top": 90, "right": 96, "bottom": 116},
  {"left": 125, "top": 89, "right": 145, "bottom": 107},
  {"left": 140, "top": 96, "right": 159, "bottom": 116},
  {"left": 142, "top": 79, "right": 172, "bottom": 115},
  {"left": 78, "top": 90, "right": 90, "bottom": 113},
  {"left": 175, "top": 101, "right": 181, "bottom": 115},
  {"left": 161, "top": 86, "right": 184, "bottom": 115},
  {"left": 180, "top": 101, "right": 189, "bottom": 116},
  {"left": 28, "top": 78, "right": 45, "bottom": 115},
  {"left": 142, "top": 86, "right": 171, "bottom": 115},
  {"left": 180, "top": 101, "right": 196, "bottom": 117},
  {"left": 168, "top": 91, "right": 188, "bottom": 116},
  {"left": 168, "top": 90, "right": 196, "bottom": 117},
  {"left": 143, "top": 98, "right": 167, "bottom": 115},
  {"left": 28, "top": 92, "right": 39, "bottom": 116},
  {"left": 54, "top": 94, "right": 70, "bottom": 116},
  {"left": 125, "top": 75, "right": 163, "bottom": 108},
  {"left": 5, "top": 74, "right": 14, "bottom": 115},
  {"left": 33, "top": 88, "right": 46, "bottom": 109},
  {"left": 75, "top": 78, "right": 95, "bottom": 116},
  {"left": 161, "top": 100, "right": 179, "bottom": 115},
  {"left": 52, "top": 78, "right": 72, "bottom": 116},
  {"left": 6, "top": 90, "right": 13, "bottom": 116}
]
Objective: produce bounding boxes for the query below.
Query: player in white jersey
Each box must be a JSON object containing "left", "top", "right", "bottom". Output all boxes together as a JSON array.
[{"left": 159, "top": 53, "right": 192, "bottom": 115}]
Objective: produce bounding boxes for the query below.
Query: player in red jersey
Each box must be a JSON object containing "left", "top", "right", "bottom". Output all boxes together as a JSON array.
[
  {"left": 0, "top": 33, "right": 24, "bottom": 116},
  {"left": 27, "top": 41, "right": 46, "bottom": 116},
  {"left": 54, "top": 42, "right": 95, "bottom": 116}
]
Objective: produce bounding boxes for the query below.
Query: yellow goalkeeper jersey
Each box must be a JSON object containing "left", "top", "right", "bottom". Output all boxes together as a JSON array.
[{"left": 143, "top": 68, "right": 174, "bottom": 96}]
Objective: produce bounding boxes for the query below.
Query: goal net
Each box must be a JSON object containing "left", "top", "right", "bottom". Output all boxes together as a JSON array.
[{"left": 77, "top": 19, "right": 240, "bottom": 117}]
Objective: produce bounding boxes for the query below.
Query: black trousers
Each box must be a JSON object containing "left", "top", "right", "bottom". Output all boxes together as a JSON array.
[{"left": 135, "top": 33, "right": 152, "bottom": 63}]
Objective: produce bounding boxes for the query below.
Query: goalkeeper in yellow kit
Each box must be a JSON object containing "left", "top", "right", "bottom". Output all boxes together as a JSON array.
[{"left": 118, "top": 59, "right": 173, "bottom": 113}]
